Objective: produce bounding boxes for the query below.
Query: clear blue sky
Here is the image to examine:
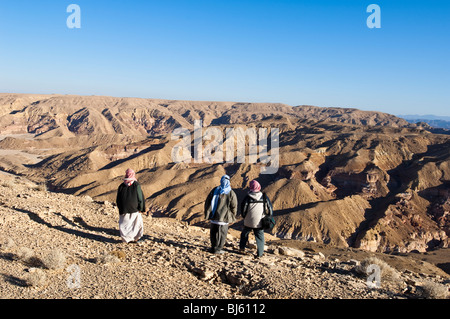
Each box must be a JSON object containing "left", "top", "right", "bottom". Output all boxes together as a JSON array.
[{"left": 0, "top": 0, "right": 449, "bottom": 116}]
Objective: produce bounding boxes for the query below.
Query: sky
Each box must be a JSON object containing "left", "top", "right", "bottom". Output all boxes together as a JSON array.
[{"left": 0, "top": 0, "right": 449, "bottom": 116}]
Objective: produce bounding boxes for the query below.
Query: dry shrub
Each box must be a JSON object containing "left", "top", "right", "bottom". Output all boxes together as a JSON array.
[
  {"left": 95, "top": 252, "right": 121, "bottom": 265},
  {"left": 355, "top": 256, "right": 401, "bottom": 281},
  {"left": 8, "top": 246, "right": 42, "bottom": 267},
  {"left": 42, "top": 249, "right": 66, "bottom": 270},
  {"left": 0, "top": 237, "right": 15, "bottom": 251},
  {"left": 0, "top": 180, "right": 14, "bottom": 188},
  {"left": 33, "top": 183, "right": 47, "bottom": 192},
  {"left": 15, "top": 247, "right": 35, "bottom": 263},
  {"left": 109, "top": 250, "right": 126, "bottom": 260},
  {"left": 25, "top": 268, "right": 47, "bottom": 288},
  {"left": 419, "top": 281, "right": 449, "bottom": 299}
]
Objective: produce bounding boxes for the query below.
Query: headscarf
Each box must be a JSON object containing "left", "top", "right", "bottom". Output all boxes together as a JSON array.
[
  {"left": 124, "top": 168, "right": 137, "bottom": 186},
  {"left": 210, "top": 175, "right": 231, "bottom": 218},
  {"left": 249, "top": 180, "right": 261, "bottom": 193},
  {"left": 218, "top": 175, "right": 231, "bottom": 195}
]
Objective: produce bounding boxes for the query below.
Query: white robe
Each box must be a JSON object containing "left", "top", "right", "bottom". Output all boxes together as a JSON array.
[{"left": 119, "top": 212, "right": 144, "bottom": 243}]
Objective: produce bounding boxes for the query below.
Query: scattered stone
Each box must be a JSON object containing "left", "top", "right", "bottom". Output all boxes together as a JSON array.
[
  {"left": 278, "top": 247, "right": 305, "bottom": 258},
  {"left": 312, "top": 252, "right": 325, "bottom": 261}
]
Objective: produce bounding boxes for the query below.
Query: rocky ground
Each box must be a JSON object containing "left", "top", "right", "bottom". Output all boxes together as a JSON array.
[{"left": 0, "top": 174, "right": 449, "bottom": 300}]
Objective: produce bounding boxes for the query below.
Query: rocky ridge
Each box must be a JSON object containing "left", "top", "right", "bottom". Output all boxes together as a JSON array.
[
  {"left": 0, "top": 94, "right": 411, "bottom": 137},
  {"left": 0, "top": 174, "right": 448, "bottom": 299}
]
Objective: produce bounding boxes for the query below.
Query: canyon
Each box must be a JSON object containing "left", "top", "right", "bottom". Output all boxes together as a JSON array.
[{"left": 0, "top": 93, "right": 449, "bottom": 258}]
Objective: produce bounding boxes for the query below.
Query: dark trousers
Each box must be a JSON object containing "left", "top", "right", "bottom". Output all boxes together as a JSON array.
[
  {"left": 239, "top": 226, "right": 265, "bottom": 257},
  {"left": 210, "top": 223, "right": 228, "bottom": 253}
]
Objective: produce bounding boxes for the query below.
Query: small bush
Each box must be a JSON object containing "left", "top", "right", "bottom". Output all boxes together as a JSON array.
[
  {"left": 0, "top": 180, "right": 14, "bottom": 188},
  {"left": 42, "top": 249, "right": 66, "bottom": 270},
  {"left": 419, "top": 281, "right": 449, "bottom": 299},
  {"left": 95, "top": 252, "right": 121, "bottom": 265},
  {"left": 25, "top": 268, "right": 47, "bottom": 288},
  {"left": 109, "top": 250, "right": 126, "bottom": 260},
  {"left": 0, "top": 237, "right": 16, "bottom": 251},
  {"left": 15, "top": 247, "right": 35, "bottom": 263},
  {"left": 355, "top": 256, "right": 400, "bottom": 281},
  {"left": 32, "top": 183, "right": 47, "bottom": 192}
]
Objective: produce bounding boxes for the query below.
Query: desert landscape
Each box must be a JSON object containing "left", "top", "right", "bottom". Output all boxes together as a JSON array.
[{"left": 0, "top": 93, "right": 449, "bottom": 299}]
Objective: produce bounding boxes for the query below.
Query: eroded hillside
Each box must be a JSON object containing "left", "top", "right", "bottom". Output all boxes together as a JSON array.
[{"left": 0, "top": 93, "right": 449, "bottom": 255}]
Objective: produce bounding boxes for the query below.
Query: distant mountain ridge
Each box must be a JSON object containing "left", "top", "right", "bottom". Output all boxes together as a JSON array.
[
  {"left": 0, "top": 93, "right": 412, "bottom": 138},
  {"left": 399, "top": 114, "right": 450, "bottom": 129},
  {"left": 399, "top": 114, "right": 450, "bottom": 121}
]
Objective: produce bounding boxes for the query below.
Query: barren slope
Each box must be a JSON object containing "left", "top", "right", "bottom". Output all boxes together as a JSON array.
[
  {"left": 0, "top": 176, "right": 448, "bottom": 300},
  {"left": 0, "top": 93, "right": 449, "bottom": 256}
]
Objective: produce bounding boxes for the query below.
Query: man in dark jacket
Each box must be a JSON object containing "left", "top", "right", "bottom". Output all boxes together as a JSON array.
[
  {"left": 116, "top": 168, "right": 146, "bottom": 243},
  {"left": 204, "top": 175, "right": 238, "bottom": 254},
  {"left": 116, "top": 182, "right": 146, "bottom": 215}
]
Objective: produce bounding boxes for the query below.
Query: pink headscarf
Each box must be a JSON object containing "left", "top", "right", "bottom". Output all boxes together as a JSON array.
[
  {"left": 124, "top": 168, "right": 137, "bottom": 186},
  {"left": 249, "top": 180, "right": 261, "bottom": 193}
]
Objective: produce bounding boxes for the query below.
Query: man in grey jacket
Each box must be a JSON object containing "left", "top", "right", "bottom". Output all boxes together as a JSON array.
[
  {"left": 204, "top": 175, "right": 238, "bottom": 254},
  {"left": 239, "top": 180, "right": 273, "bottom": 257}
]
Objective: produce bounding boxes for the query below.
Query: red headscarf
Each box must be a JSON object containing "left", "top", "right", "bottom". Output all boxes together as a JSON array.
[
  {"left": 249, "top": 180, "right": 261, "bottom": 192},
  {"left": 124, "top": 168, "right": 137, "bottom": 186}
]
